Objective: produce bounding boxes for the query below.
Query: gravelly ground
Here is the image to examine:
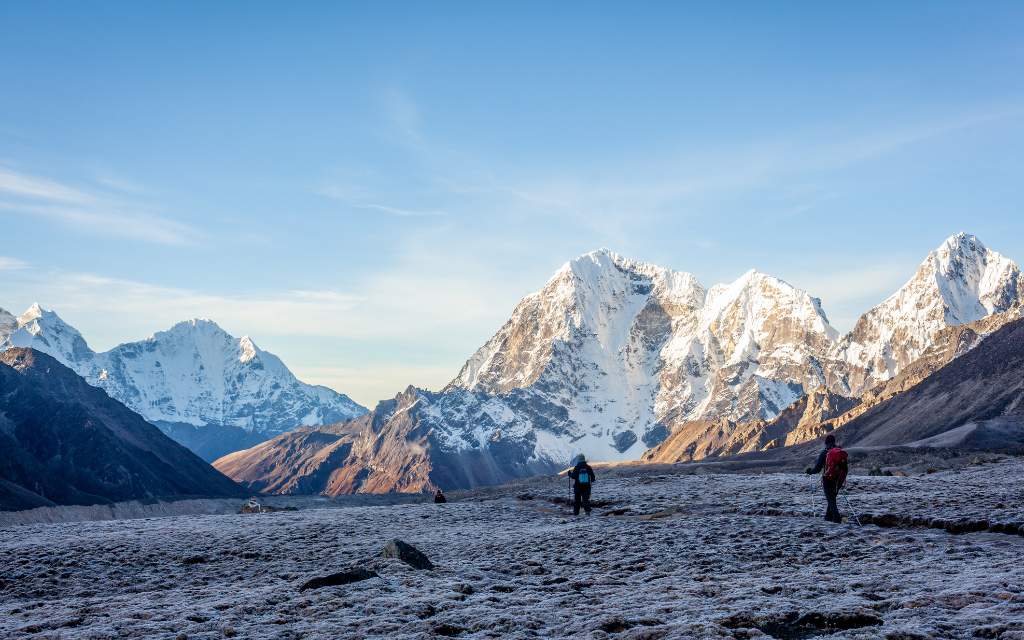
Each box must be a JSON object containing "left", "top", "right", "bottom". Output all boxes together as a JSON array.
[{"left": 2, "top": 459, "right": 1023, "bottom": 639}]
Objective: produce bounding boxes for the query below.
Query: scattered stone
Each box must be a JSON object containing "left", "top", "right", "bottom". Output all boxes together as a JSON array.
[
  {"left": 598, "top": 616, "right": 635, "bottom": 633},
  {"left": 298, "top": 568, "right": 378, "bottom": 591},
  {"left": 380, "top": 539, "right": 434, "bottom": 570},
  {"left": 432, "top": 623, "right": 465, "bottom": 637},
  {"left": 722, "top": 610, "right": 883, "bottom": 639}
]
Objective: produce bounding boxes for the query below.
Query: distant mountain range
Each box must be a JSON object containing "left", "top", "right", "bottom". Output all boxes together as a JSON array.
[
  {"left": 214, "top": 232, "right": 1024, "bottom": 494},
  {"left": 0, "top": 308, "right": 366, "bottom": 461},
  {"left": 0, "top": 348, "right": 247, "bottom": 511}
]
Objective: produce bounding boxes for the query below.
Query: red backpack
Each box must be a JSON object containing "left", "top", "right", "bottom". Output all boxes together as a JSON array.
[{"left": 823, "top": 447, "right": 849, "bottom": 487}]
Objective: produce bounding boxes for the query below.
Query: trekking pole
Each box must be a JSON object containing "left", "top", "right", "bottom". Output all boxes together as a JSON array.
[{"left": 841, "top": 489, "right": 862, "bottom": 526}]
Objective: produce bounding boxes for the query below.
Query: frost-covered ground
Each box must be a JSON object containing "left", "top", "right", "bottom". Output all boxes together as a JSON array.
[{"left": 3, "top": 460, "right": 1024, "bottom": 639}]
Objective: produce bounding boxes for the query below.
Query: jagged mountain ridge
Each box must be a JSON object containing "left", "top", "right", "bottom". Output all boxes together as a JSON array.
[
  {"left": 0, "top": 348, "right": 247, "bottom": 510},
  {"left": 0, "top": 305, "right": 367, "bottom": 461},
  {"left": 815, "top": 315, "right": 1024, "bottom": 451},
  {"left": 448, "top": 232, "right": 1022, "bottom": 462},
  {"left": 218, "top": 232, "right": 1024, "bottom": 494},
  {"left": 645, "top": 293, "right": 1024, "bottom": 463},
  {"left": 836, "top": 233, "right": 1024, "bottom": 396},
  {"left": 448, "top": 251, "right": 839, "bottom": 462}
]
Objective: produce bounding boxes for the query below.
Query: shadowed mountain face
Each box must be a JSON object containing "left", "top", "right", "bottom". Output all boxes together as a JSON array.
[
  {"left": 827, "top": 316, "right": 1024, "bottom": 448},
  {"left": 0, "top": 348, "right": 247, "bottom": 511}
]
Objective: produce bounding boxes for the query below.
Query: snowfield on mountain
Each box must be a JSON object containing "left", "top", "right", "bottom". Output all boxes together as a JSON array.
[
  {"left": 0, "top": 306, "right": 366, "bottom": 460},
  {"left": 3, "top": 459, "right": 1024, "bottom": 639}
]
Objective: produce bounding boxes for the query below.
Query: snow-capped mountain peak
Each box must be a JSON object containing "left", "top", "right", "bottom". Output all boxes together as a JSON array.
[
  {"left": 838, "top": 232, "right": 1024, "bottom": 393},
  {"left": 1, "top": 303, "right": 94, "bottom": 364},
  {"left": 239, "top": 336, "right": 258, "bottom": 363},
  {"left": 929, "top": 232, "right": 1021, "bottom": 323},
  {"left": 0, "top": 305, "right": 367, "bottom": 460},
  {"left": 447, "top": 249, "right": 841, "bottom": 461}
]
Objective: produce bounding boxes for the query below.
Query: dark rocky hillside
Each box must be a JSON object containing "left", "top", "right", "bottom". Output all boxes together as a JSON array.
[
  {"left": 0, "top": 348, "right": 247, "bottom": 511},
  {"left": 828, "top": 316, "right": 1024, "bottom": 448}
]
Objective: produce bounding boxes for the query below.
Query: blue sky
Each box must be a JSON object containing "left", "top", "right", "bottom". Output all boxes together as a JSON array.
[{"left": 1, "top": 2, "right": 1023, "bottom": 405}]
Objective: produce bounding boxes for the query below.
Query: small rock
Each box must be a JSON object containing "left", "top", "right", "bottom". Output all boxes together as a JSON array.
[
  {"left": 380, "top": 539, "right": 434, "bottom": 570},
  {"left": 299, "top": 567, "right": 378, "bottom": 591},
  {"left": 432, "top": 623, "right": 465, "bottom": 637},
  {"left": 598, "top": 616, "right": 634, "bottom": 633}
]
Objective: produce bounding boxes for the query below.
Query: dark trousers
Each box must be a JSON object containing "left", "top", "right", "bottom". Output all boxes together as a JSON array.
[
  {"left": 573, "top": 485, "right": 592, "bottom": 515},
  {"left": 822, "top": 478, "right": 841, "bottom": 523}
]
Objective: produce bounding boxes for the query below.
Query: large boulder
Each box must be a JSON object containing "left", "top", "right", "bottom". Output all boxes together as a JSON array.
[
  {"left": 299, "top": 568, "right": 378, "bottom": 591},
  {"left": 380, "top": 539, "right": 434, "bottom": 570}
]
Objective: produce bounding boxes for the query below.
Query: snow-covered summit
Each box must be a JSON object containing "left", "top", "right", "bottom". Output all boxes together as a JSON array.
[
  {"left": 442, "top": 236, "right": 1022, "bottom": 468},
  {"left": 837, "top": 232, "right": 1024, "bottom": 392},
  {"left": 0, "top": 303, "right": 94, "bottom": 364},
  {"left": 0, "top": 305, "right": 367, "bottom": 459},
  {"left": 447, "top": 249, "right": 839, "bottom": 462}
]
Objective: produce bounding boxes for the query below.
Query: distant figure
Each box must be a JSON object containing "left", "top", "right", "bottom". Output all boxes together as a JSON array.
[
  {"left": 806, "top": 434, "right": 848, "bottom": 523},
  {"left": 568, "top": 454, "right": 596, "bottom": 516},
  {"left": 433, "top": 489, "right": 447, "bottom": 504}
]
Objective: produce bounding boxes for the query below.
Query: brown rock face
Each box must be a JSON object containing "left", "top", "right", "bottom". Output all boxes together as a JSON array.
[
  {"left": 214, "top": 387, "right": 560, "bottom": 495},
  {"left": 643, "top": 389, "right": 858, "bottom": 464}
]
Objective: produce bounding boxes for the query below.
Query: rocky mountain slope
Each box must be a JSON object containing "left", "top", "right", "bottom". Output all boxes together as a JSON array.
[
  {"left": 824, "top": 315, "right": 1024, "bottom": 449},
  {"left": 645, "top": 307, "right": 1023, "bottom": 463},
  {"left": 835, "top": 233, "right": 1023, "bottom": 396},
  {"left": 448, "top": 250, "right": 840, "bottom": 461},
  {"left": 0, "top": 306, "right": 366, "bottom": 461},
  {"left": 0, "top": 348, "right": 247, "bottom": 511},
  {"left": 215, "top": 386, "right": 557, "bottom": 495}
]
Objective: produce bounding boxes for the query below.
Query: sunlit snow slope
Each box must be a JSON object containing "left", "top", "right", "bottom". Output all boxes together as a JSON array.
[{"left": 0, "top": 306, "right": 366, "bottom": 460}]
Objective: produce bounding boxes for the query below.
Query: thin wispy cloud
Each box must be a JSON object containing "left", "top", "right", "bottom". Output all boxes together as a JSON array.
[
  {"left": 317, "top": 183, "right": 449, "bottom": 218},
  {"left": 0, "top": 165, "right": 202, "bottom": 246},
  {"left": 351, "top": 203, "right": 448, "bottom": 218},
  {"left": 0, "top": 167, "right": 95, "bottom": 204},
  {"left": 0, "top": 256, "right": 29, "bottom": 271}
]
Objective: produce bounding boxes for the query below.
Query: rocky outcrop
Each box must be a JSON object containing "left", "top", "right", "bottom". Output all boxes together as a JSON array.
[
  {"left": 299, "top": 568, "right": 378, "bottom": 591},
  {"left": 0, "top": 348, "right": 247, "bottom": 511},
  {"left": 380, "top": 539, "right": 434, "bottom": 570},
  {"left": 643, "top": 388, "right": 859, "bottom": 464}
]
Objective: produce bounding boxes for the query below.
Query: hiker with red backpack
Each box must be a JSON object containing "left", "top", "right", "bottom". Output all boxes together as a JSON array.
[
  {"left": 568, "top": 454, "right": 596, "bottom": 516},
  {"left": 805, "top": 434, "right": 848, "bottom": 523}
]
